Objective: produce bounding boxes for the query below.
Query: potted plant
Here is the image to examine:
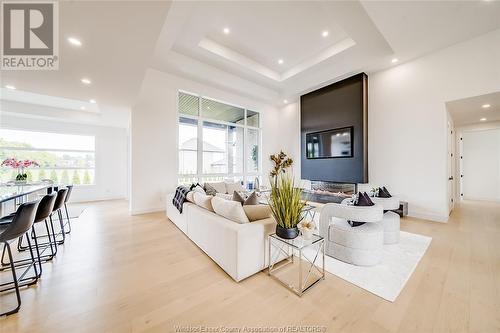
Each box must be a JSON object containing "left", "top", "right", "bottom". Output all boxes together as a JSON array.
[
  {"left": 268, "top": 151, "right": 305, "bottom": 239},
  {"left": 1, "top": 158, "right": 39, "bottom": 184}
]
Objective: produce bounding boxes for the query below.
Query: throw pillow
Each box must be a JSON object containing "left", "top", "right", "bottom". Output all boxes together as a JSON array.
[
  {"left": 190, "top": 183, "right": 203, "bottom": 191},
  {"left": 378, "top": 186, "right": 392, "bottom": 198},
  {"left": 215, "top": 193, "right": 233, "bottom": 201},
  {"left": 211, "top": 196, "right": 249, "bottom": 224},
  {"left": 204, "top": 183, "right": 217, "bottom": 196},
  {"left": 355, "top": 192, "right": 374, "bottom": 206},
  {"left": 232, "top": 191, "right": 245, "bottom": 204},
  {"left": 192, "top": 185, "right": 206, "bottom": 194},
  {"left": 205, "top": 182, "right": 226, "bottom": 194},
  {"left": 244, "top": 191, "right": 259, "bottom": 205},
  {"left": 186, "top": 191, "right": 195, "bottom": 203},
  {"left": 193, "top": 192, "right": 214, "bottom": 212},
  {"left": 225, "top": 182, "right": 245, "bottom": 194},
  {"left": 243, "top": 205, "right": 272, "bottom": 221},
  {"left": 350, "top": 192, "right": 374, "bottom": 227}
]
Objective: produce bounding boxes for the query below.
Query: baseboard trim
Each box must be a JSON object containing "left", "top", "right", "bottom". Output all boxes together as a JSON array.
[
  {"left": 407, "top": 210, "right": 449, "bottom": 223},
  {"left": 130, "top": 207, "right": 165, "bottom": 215}
]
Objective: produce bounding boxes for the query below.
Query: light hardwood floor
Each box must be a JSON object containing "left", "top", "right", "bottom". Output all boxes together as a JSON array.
[{"left": 0, "top": 200, "right": 499, "bottom": 333}]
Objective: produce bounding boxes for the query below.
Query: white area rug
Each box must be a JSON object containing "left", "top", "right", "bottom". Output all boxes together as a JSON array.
[{"left": 304, "top": 231, "right": 431, "bottom": 302}]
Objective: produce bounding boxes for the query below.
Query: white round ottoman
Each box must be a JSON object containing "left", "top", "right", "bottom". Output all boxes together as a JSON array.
[
  {"left": 327, "top": 217, "right": 383, "bottom": 266},
  {"left": 371, "top": 197, "right": 400, "bottom": 244}
]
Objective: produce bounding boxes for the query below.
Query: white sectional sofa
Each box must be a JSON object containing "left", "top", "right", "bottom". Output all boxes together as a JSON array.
[{"left": 166, "top": 193, "right": 276, "bottom": 282}]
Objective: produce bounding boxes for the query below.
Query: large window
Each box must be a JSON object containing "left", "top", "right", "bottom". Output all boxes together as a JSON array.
[
  {"left": 0, "top": 129, "right": 96, "bottom": 185},
  {"left": 178, "top": 92, "right": 261, "bottom": 186}
]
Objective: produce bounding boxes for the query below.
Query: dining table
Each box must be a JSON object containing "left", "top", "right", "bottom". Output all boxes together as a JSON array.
[{"left": 0, "top": 183, "right": 51, "bottom": 217}]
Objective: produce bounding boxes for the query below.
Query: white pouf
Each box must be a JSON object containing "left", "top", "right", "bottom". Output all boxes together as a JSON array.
[
  {"left": 372, "top": 197, "right": 401, "bottom": 245},
  {"left": 327, "top": 218, "right": 383, "bottom": 266},
  {"left": 382, "top": 211, "right": 400, "bottom": 244}
]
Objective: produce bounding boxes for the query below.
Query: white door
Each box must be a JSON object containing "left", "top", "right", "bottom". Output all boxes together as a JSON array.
[{"left": 462, "top": 128, "right": 500, "bottom": 201}]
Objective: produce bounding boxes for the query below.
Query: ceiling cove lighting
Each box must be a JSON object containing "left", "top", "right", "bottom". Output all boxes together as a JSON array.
[
  {"left": 5, "top": 85, "right": 16, "bottom": 90},
  {"left": 482, "top": 104, "right": 491, "bottom": 108},
  {"left": 391, "top": 58, "right": 399, "bottom": 63},
  {"left": 67, "top": 37, "right": 82, "bottom": 46},
  {"left": 89, "top": 99, "right": 96, "bottom": 104},
  {"left": 278, "top": 59, "right": 284, "bottom": 65},
  {"left": 223, "top": 27, "right": 230, "bottom": 35},
  {"left": 81, "top": 78, "right": 91, "bottom": 85},
  {"left": 480, "top": 118, "right": 487, "bottom": 121},
  {"left": 322, "top": 31, "right": 329, "bottom": 37}
]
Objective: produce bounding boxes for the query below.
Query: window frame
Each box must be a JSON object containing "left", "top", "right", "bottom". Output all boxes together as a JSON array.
[
  {"left": 0, "top": 127, "right": 97, "bottom": 186},
  {"left": 177, "top": 90, "right": 262, "bottom": 187}
]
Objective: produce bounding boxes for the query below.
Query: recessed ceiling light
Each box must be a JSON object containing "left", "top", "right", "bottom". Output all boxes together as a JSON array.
[
  {"left": 278, "top": 59, "right": 284, "bottom": 65},
  {"left": 480, "top": 118, "right": 487, "bottom": 121},
  {"left": 5, "top": 85, "right": 16, "bottom": 90},
  {"left": 482, "top": 104, "right": 491, "bottom": 108},
  {"left": 391, "top": 58, "right": 399, "bottom": 63},
  {"left": 223, "top": 27, "right": 230, "bottom": 35},
  {"left": 81, "top": 78, "right": 91, "bottom": 85},
  {"left": 89, "top": 99, "right": 96, "bottom": 104},
  {"left": 283, "top": 99, "right": 288, "bottom": 104},
  {"left": 80, "top": 106, "right": 86, "bottom": 110},
  {"left": 322, "top": 31, "right": 329, "bottom": 37},
  {"left": 68, "top": 37, "right": 82, "bottom": 46}
]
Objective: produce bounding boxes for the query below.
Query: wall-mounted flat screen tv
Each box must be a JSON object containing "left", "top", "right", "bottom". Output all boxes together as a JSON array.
[{"left": 306, "top": 126, "right": 353, "bottom": 159}]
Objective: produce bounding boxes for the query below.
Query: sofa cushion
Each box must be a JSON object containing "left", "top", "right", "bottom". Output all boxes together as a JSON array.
[
  {"left": 186, "top": 191, "right": 195, "bottom": 203},
  {"left": 211, "top": 196, "right": 249, "bottom": 224},
  {"left": 192, "top": 185, "right": 206, "bottom": 194},
  {"left": 226, "top": 182, "right": 245, "bottom": 194},
  {"left": 205, "top": 182, "right": 226, "bottom": 194},
  {"left": 243, "top": 205, "right": 272, "bottom": 222},
  {"left": 193, "top": 192, "right": 214, "bottom": 212},
  {"left": 216, "top": 192, "right": 233, "bottom": 201}
]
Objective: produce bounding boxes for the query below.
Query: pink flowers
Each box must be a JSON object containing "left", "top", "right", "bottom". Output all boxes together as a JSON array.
[{"left": 1, "top": 158, "right": 39, "bottom": 169}]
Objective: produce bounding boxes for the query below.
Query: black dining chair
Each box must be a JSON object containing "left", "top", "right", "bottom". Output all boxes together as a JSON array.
[
  {"left": 3, "top": 193, "right": 58, "bottom": 273},
  {"left": 0, "top": 201, "right": 39, "bottom": 316}
]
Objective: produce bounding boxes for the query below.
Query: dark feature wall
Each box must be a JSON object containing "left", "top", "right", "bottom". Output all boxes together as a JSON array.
[{"left": 301, "top": 73, "right": 368, "bottom": 184}]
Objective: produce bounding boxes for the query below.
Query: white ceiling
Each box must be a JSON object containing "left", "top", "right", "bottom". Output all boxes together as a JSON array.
[
  {"left": 447, "top": 91, "right": 500, "bottom": 126},
  {"left": 152, "top": 0, "right": 500, "bottom": 103},
  {"left": 0, "top": 1, "right": 170, "bottom": 124},
  {"left": 1, "top": 0, "right": 500, "bottom": 117}
]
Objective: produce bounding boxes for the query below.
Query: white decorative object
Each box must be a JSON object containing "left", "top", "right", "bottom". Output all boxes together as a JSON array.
[
  {"left": 303, "top": 231, "right": 431, "bottom": 302},
  {"left": 297, "top": 220, "right": 315, "bottom": 240}
]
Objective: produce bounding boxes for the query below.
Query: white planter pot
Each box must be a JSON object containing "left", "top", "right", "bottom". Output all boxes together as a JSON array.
[{"left": 301, "top": 229, "right": 314, "bottom": 240}]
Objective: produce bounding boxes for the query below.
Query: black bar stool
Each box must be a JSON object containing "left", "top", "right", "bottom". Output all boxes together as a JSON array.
[
  {"left": 2, "top": 193, "right": 58, "bottom": 272},
  {"left": 62, "top": 185, "right": 73, "bottom": 234},
  {"left": 0, "top": 201, "right": 39, "bottom": 316},
  {"left": 52, "top": 188, "right": 68, "bottom": 245}
]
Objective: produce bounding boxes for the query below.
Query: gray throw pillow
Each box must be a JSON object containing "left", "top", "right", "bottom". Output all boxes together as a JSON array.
[
  {"left": 232, "top": 191, "right": 259, "bottom": 206},
  {"left": 204, "top": 183, "right": 217, "bottom": 196}
]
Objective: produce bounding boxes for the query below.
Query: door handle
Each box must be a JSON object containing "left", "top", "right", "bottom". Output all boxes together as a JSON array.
[{"left": 448, "top": 177, "right": 454, "bottom": 180}]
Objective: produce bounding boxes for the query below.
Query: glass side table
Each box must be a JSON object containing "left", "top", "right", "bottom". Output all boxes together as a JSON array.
[{"left": 268, "top": 233, "right": 325, "bottom": 296}]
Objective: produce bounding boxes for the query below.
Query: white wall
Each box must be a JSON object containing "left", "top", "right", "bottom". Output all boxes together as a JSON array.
[
  {"left": 461, "top": 128, "right": 500, "bottom": 202},
  {"left": 0, "top": 112, "right": 129, "bottom": 203},
  {"left": 130, "top": 69, "right": 296, "bottom": 214},
  {"left": 368, "top": 29, "right": 500, "bottom": 222}
]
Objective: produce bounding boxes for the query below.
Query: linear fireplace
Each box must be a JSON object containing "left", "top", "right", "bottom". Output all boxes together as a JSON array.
[{"left": 302, "top": 181, "right": 355, "bottom": 204}]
